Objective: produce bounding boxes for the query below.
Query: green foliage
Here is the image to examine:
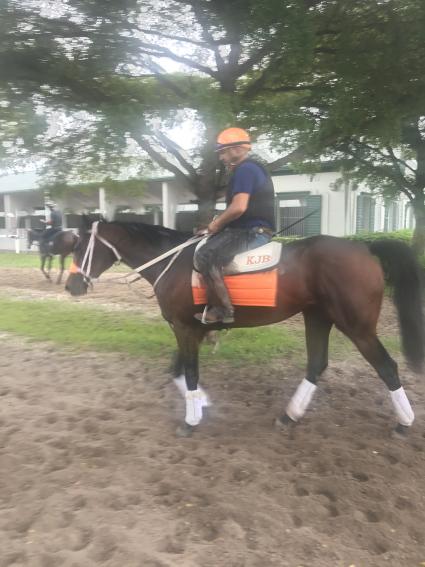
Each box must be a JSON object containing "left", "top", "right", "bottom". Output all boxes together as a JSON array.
[
  {"left": 0, "top": 0, "right": 318, "bottom": 190},
  {"left": 40, "top": 177, "right": 147, "bottom": 199},
  {"left": 347, "top": 229, "right": 413, "bottom": 244},
  {"left": 273, "top": 236, "right": 301, "bottom": 245},
  {"left": 1, "top": 0, "right": 425, "bottom": 246}
]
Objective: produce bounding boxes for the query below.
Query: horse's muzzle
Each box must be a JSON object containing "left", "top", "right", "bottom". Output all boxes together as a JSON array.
[{"left": 65, "top": 273, "right": 89, "bottom": 296}]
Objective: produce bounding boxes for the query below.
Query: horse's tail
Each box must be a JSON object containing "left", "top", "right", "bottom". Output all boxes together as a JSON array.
[{"left": 367, "top": 239, "right": 425, "bottom": 371}]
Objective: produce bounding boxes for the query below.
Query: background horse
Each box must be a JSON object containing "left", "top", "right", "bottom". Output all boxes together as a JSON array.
[
  {"left": 28, "top": 228, "right": 79, "bottom": 284},
  {"left": 65, "top": 219, "right": 424, "bottom": 436}
]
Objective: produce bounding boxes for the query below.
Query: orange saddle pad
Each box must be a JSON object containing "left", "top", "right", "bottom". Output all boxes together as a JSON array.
[{"left": 192, "top": 269, "right": 278, "bottom": 307}]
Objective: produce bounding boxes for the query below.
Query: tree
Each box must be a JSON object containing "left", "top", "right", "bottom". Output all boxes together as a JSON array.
[
  {"left": 327, "top": 1, "right": 425, "bottom": 253},
  {"left": 0, "top": 0, "right": 323, "bottom": 222},
  {"left": 5, "top": 0, "right": 424, "bottom": 248},
  {"left": 260, "top": 0, "right": 425, "bottom": 252}
]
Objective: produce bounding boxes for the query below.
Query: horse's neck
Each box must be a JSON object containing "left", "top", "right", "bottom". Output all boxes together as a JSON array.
[{"left": 113, "top": 229, "right": 188, "bottom": 286}]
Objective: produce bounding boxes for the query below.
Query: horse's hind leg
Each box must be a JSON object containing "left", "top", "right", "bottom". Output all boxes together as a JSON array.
[
  {"left": 349, "top": 333, "right": 414, "bottom": 433},
  {"left": 279, "top": 307, "right": 332, "bottom": 425}
]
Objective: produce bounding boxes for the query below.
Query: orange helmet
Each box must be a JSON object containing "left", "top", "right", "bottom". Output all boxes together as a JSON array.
[{"left": 215, "top": 127, "right": 251, "bottom": 151}]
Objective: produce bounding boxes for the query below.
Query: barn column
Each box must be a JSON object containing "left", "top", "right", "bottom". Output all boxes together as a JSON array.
[{"left": 162, "top": 182, "right": 178, "bottom": 229}]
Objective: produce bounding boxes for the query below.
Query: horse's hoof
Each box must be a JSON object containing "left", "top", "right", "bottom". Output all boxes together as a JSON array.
[
  {"left": 176, "top": 423, "right": 195, "bottom": 437},
  {"left": 392, "top": 423, "right": 410, "bottom": 439},
  {"left": 274, "top": 414, "right": 296, "bottom": 430}
]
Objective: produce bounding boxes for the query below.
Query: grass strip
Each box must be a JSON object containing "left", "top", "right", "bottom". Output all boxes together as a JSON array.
[
  {"left": 0, "top": 297, "right": 175, "bottom": 358},
  {"left": 0, "top": 252, "right": 126, "bottom": 272},
  {"left": 0, "top": 252, "right": 45, "bottom": 268},
  {"left": 0, "top": 296, "right": 401, "bottom": 366}
]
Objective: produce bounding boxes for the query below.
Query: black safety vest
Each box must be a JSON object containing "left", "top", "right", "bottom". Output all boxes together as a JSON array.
[
  {"left": 50, "top": 209, "right": 62, "bottom": 228},
  {"left": 225, "top": 159, "right": 276, "bottom": 230}
]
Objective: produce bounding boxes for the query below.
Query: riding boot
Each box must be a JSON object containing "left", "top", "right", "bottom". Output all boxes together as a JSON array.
[{"left": 194, "top": 266, "right": 234, "bottom": 324}]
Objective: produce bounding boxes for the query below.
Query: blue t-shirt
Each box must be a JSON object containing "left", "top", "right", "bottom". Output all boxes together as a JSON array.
[
  {"left": 228, "top": 161, "right": 272, "bottom": 229},
  {"left": 230, "top": 161, "right": 268, "bottom": 197}
]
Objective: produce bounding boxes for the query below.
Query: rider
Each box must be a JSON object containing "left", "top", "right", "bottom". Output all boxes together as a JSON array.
[
  {"left": 194, "top": 127, "right": 276, "bottom": 325},
  {"left": 40, "top": 200, "right": 63, "bottom": 247}
]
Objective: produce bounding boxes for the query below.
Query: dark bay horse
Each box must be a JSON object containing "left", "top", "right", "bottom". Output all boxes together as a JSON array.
[
  {"left": 28, "top": 228, "right": 79, "bottom": 284},
  {"left": 65, "top": 219, "right": 424, "bottom": 436}
]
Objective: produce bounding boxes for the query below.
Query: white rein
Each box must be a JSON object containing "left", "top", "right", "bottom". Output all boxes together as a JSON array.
[{"left": 78, "top": 221, "right": 203, "bottom": 289}]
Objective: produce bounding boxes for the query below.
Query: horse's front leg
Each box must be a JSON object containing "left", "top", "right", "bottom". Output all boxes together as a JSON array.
[
  {"left": 170, "top": 350, "right": 211, "bottom": 412},
  {"left": 172, "top": 322, "right": 208, "bottom": 436},
  {"left": 56, "top": 255, "right": 65, "bottom": 284},
  {"left": 47, "top": 255, "right": 53, "bottom": 280},
  {"left": 40, "top": 254, "right": 51, "bottom": 281}
]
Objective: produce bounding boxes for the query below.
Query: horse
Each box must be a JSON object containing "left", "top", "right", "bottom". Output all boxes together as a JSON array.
[
  {"left": 65, "top": 218, "right": 424, "bottom": 437},
  {"left": 27, "top": 228, "right": 79, "bottom": 284}
]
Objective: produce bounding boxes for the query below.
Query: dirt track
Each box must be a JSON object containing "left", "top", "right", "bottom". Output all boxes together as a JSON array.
[{"left": 0, "top": 267, "right": 424, "bottom": 566}]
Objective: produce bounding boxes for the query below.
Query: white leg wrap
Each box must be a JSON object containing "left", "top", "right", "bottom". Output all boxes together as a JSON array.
[
  {"left": 390, "top": 387, "right": 415, "bottom": 426},
  {"left": 185, "top": 390, "right": 204, "bottom": 426},
  {"left": 174, "top": 375, "right": 211, "bottom": 407},
  {"left": 286, "top": 378, "right": 317, "bottom": 422}
]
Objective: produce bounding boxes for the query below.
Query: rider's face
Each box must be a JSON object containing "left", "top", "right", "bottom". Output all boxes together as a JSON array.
[{"left": 218, "top": 146, "right": 249, "bottom": 168}]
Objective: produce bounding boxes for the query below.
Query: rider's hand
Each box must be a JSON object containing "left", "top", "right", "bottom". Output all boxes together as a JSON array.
[
  {"left": 207, "top": 218, "right": 220, "bottom": 234},
  {"left": 195, "top": 226, "right": 209, "bottom": 236}
]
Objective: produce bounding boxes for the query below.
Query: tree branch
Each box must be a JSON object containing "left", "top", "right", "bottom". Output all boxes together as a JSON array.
[
  {"left": 187, "top": 2, "right": 226, "bottom": 70},
  {"left": 138, "top": 28, "right": 211, "bottom": 48},
  {"left": 136, "top": 41, "right": 218, "bottom": 78},
  {"left": 130, "top": 131, "right": 195, "bottom": 189},
  {"left": 385, "top": 146, "right": 417, "bottom": 175},
  {"left": 143, "top": 60, "right": 189, "bottom": 98},
  {"left": 266, "top": 146, "right": 307, "bottom": 172},
  {"left": 153, "top": 130, "right": 199, "bottom": 180},
  {"left": 343, "top": 145, "right": 415, "bottom": 200}
]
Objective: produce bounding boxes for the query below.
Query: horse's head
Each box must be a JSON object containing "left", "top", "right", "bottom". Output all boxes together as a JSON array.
[{"left": 65, "top": 218, "right": 121, "bottom": 296}]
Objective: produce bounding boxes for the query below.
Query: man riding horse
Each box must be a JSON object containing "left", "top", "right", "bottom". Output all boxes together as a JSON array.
[
  {"left": 40, "top": 200, "right": 63, "bottom": 251},
  {"left": 194, "top": 127, "right": 276, "bottom": 325}
]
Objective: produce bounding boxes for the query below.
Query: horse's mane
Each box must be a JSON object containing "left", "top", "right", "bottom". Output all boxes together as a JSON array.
[{"left": 110, "top": 221, "right": 191, "bottom": 246}]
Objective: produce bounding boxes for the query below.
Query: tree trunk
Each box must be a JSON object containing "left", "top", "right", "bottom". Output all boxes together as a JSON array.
[
  {"left": 196, "top": 167, "right": 219, "bottom": 227},
  {"left": 411, "top": 198, "right": 425, "bottom": 257},
  {"left": 195, "top": 134, "right": 222, "bottom": 227}
]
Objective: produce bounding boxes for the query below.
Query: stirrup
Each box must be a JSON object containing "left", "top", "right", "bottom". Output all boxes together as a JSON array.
[{"left": 194, "top": 305, "right": 234, "bottom": 325}]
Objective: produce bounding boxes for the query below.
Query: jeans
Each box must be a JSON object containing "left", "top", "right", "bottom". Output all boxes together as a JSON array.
[{"left": 195, "top": 227, "right": 272, "bottom": 274}]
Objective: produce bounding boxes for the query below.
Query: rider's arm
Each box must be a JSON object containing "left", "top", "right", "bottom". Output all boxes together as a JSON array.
[{"left": 207, "top": 193, "right": 249, "bottom": 234}]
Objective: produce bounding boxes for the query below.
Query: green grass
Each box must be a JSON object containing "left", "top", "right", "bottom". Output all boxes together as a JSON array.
[
  {"left": 0, "top": 251, "right": 46, "bottom": 268},
  {"left": 0, "top": 251, "right": 127, "bottom": 272},
  {"left": 0, "top": 296, "right": 307, "bottom": 364},
  {"left": 0, "top": 296, "right": 176, "bottom": 357},
  {"left": 0, "top": 296, "right": 402, "bottom": 366}
]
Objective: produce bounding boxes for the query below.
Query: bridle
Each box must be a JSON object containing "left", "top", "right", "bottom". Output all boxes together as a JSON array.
[
  {"left": 71, "top": 221, "right": 122, "bottom": 283},
  {"left": 71, "top": 221, "right": 204, "bottom": 289}
]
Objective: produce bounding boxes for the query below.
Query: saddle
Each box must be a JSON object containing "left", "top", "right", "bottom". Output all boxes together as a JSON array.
[{"left": 192, "top": 240, "right": 282, "bottom": 307}]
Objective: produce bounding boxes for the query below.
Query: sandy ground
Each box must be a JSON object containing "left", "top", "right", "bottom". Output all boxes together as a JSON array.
[{"left": 0, "top": 266, "right": 424, "bottom": 567}]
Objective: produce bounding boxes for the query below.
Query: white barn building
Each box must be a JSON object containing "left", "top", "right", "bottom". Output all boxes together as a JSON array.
[{"left": 0, "top": 167, "right": 414, "bottom": 251}]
